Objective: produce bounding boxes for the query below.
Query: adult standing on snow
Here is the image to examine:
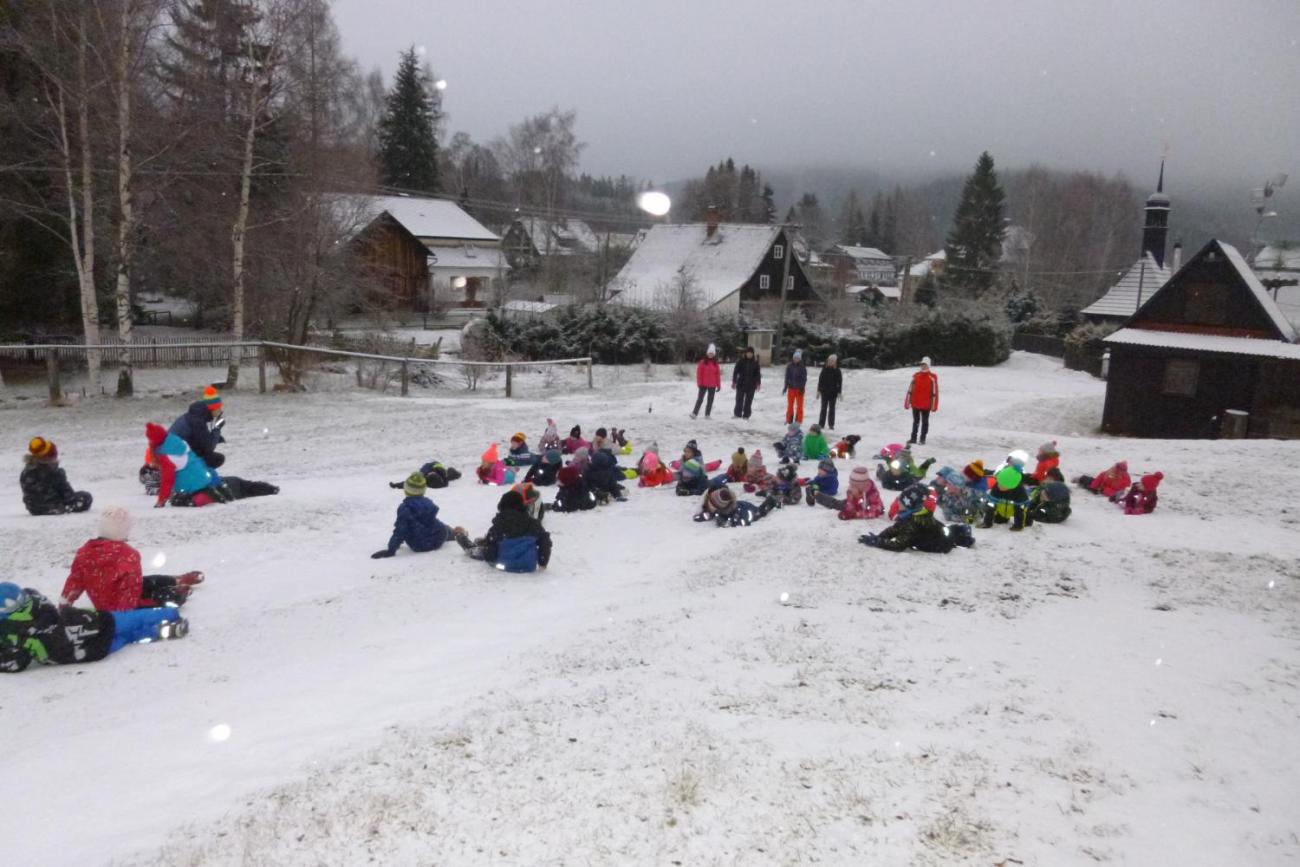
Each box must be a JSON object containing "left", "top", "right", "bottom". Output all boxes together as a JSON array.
[
  {"left": 904, "top": 356, "right": 939, "bottom": 445},
  {"left": 731, "top": 346, "right": 761, "bottom": 420},
  {"left": 816, "top": 355, "right": 843, "bottom": 431},
  {"left": 783, "top": 350, "right": 807, "bottom": 424},
  {"left": 691, "top": 344, "right": 722, "bottom": 419},
  {"left": 169, "top": 385, "right": 225, "bottom": 469}
]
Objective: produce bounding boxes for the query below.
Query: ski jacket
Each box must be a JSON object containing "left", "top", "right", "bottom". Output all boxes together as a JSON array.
[
  {"left": 694, "top": 500, "right": 763, "bottom": 528},
  {"left": 19, "top": 458, "right": 77, "bottom": 515},
  {"left": 584, "top": 450, "right": 624, "bottom": 495},
  {"left": 1030, "top": 455, "right": 1060, "bottom": 484},
  {"left": 1122, "top": 485, "right": 1158, "bottom": 515},
  {"left": 696, "top": 358, "right": 722, "bottom": 389},
  {"left": 1088, "top": 465, "right": 1131, "bottom": 498},
  {"left": 802, "top": 431, "right": 831, "bottom": 461},
  {"left": 0, "top": 589, "right": 115, "bottom": 672},
  {"left": 561, "top": 435, "right": 590, "bottom": 455},
  {"left": 386, "top": 496, "right": 448, "bottom": 555},
  {"left": 839, "top": 482, "right": 885, "bottom": 520},
  {"left": 483, "top": 507, "right": 551, "bottom": 568},
  {"left": 61, "top": 538, "right": 158, "bottom": 611},
  {"left": 732, "top": 356, "right": 761, "bottom": 390},
  {"left": 904, "top": 370, "right": 939, "bottom": 411},
  {"left": 476, "top": 461, "right": 515, "bottom": 486},
  {"left": 418, "top": 463, "right": 459, "bottom": 489},
  {"left": 778, "top": 430, "right": 803, "bottom": 460},
  {"left": 810, "top": 468, "right": 839, "bottom": 497},
  {"left": 638, "top": 464, "right": 675, "bottom": 488},
  {"left": 817, "top": 366, "right": 842, "bottom": 399},
  {"left": 783, "top": 362, "right": 807, "bottom": 392},
  {"left": 876, "top": 512, "right": 954, "bottom": 553},
  {"left": 523, "top": 460, "right": 559, "bottom": 486},
  {"left": 168, "top": 401, "right": 222, "bottom": 465},
  {"left": 154, "top": 431, "right": 217, "bottom": 503}
]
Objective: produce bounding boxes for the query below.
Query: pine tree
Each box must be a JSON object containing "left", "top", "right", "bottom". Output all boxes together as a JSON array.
[
  {"left": 837, "top": 190, "right": 868, "bottom": 245},
  {"left": 944, "top": 151, "right": 1006, "bottom": 296},
  {"left": 377, "top": 47, "right": 441, "bottom": 193},
  {"left": 795, "top": 192, "right": 826, "bottom": 246}
]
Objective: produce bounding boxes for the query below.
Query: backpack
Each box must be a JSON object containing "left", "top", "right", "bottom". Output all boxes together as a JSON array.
[{"left": 496, "top": 536, "right": 539, "bottom": 573}]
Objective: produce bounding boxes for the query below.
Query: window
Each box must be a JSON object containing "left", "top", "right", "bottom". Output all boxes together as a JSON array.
[
  {"left": 759, "top": 274, "right": 770, "bottom": 290},
  {"left": 785, "top": 275, "right": 794, "bottom": 291},
  {"left": 773, "top": 244, "right": 784, "bottom": 260},
  {"left": 1162, "top": 359, "right": 1199, "bottom": 396}
]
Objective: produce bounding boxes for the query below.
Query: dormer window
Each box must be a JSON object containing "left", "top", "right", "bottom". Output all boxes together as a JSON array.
[{"left": 773, "top": 244, "right": 784, "bottom": 260}]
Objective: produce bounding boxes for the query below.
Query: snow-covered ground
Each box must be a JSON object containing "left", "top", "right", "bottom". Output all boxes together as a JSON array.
[{"left": 2, "top": 353, "right": 1297, "bottom": 866}]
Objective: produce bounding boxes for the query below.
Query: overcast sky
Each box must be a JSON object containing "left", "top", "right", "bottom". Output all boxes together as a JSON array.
[{"left": 333, "top": 0, "right": 1299, "bottom": 191}]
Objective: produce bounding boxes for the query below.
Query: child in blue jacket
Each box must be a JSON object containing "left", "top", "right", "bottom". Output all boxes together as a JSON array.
[
  {"left": 803, "top": 458, "right": 839, "bottom": 505},
  {"left": 372, "top": 472, "right": 449, "bottom": 558},
  {"left": 452, "top": 490, "right": 552, "bottom": 573}
]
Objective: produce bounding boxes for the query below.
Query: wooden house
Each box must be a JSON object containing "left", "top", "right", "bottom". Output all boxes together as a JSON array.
[
  {"left": 1102, "top": 239, "right": 1300, "bottom": 438},
  {"left": 348, "top": 212, "right": 430, "bottom": 309},
  {"left": 823, "top": 244, "right": 896, "bottom": 290}
]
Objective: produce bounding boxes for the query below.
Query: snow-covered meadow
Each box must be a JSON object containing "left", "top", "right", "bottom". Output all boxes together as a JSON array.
[{"left": 1, "top": 353, "right": 1297, "bottom": 866}]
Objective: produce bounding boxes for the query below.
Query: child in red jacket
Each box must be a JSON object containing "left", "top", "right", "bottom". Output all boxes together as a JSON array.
[
  {"left": 1076, "top": 461, "right": 1131, "bottom": 500},
  {"left": 61, "top": 506, "right": 204, "bottom": 611},
  {"left": 1030, "top": 441, "right": 1060, "bottom": 484},
  {"left": 1122, "top": 472, "right": 1163, "bottom": 514}
]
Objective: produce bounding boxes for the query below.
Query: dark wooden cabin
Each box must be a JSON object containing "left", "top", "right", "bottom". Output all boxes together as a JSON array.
[
  {"left": 1102, "top": 239, "right": 1300, "bottom": 438},
  {"left": 350, "top": 212, "right": 431, "bottom": 310}
]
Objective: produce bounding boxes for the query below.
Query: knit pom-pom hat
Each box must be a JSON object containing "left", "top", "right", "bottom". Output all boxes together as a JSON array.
[
  {"left": 145, "top": 423, "right": 168, "bottom": 449},
  {"left": 705, "top": 486, "right": 735, "bottom": 514},
  {"left": 481, "top": 443, "right": 500, "bottom": 464},
  {"left": 849, "top": 466, "right": 872, "bottom": 489},
  {"left": 1038, "top": 440, "right": 1059, "bottom": 458},
  {"left": 404, "top": 472, "right": 428, "bottom": 496},
  {"left": 27, "top": 436, "right": 58, "bottom": 463},
  {"left": 202, "top": 385, "right": 222, "bottom": 414},
  {"left": 1141, "top": 471, "right": 1164, "bottom": 491},
  {"left": 97, "top": 506, "right": 133, "bottom": 542}
]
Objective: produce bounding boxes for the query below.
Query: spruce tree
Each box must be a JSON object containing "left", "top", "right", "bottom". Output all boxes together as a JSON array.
[
  {"left": 377, "top": 47, "right": 442, "bottom": 193},
  {"left": 944, "top": 151, "right": 1006, "bottom": 296}
]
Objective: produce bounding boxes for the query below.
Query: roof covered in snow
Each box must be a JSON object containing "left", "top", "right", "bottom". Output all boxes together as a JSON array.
[
  {"left": 908, "top": 249, "right": 946, "bottom": 279},
  {"left": 1081, "top": 252, "right": 1171, "bottom": 319},
  {"left": 1252, "top": 243, "right": 1300, "bottom": 273},
  {"left": 1106, "top": 327, "right": 1300, "bottom": 360},
  {"left": 513, "top": 217, "right": 602, "bottom": 255},
  {"left": 608, "top": 223, "right": 784, "bottom": 310},
  {"left": 830, "top": 244, "right": 892, "bottom": 261},
  {"left": 1217, "top": 241, "right": 1298, "bottom": 342},
  {"left": 346, "top": 194, "right": 499, "bottom": 243},
  {"left": 502, "top": 300, "right": 559, "bottom": 314}
]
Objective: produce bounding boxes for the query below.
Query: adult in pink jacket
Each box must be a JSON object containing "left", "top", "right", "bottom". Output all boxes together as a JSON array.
[
  {"left": 904, "top": 356, "right": 939, "bottom": 445},
  {"left": 691, "top": 343, "right": 722, "bottom": 419}
]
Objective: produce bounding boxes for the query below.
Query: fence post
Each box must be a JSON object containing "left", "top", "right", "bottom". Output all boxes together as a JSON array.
[
  {"left": 505, "top": 363, "right": 513, "bottom": 397},
  {"left": 587, "top": 357, "right": 593, "bottom": 389},
  {"left": 400, "top": 361, "right": 409, "bottom": 396},
  {"left": 151, "top": 338, "right": 158, "bottom": 366},
  {"left": 258, "top": 344, "right": 267, "bottom": 394},
  {"left": 45, "top": 349, "right": 62, "bottom": 404}
]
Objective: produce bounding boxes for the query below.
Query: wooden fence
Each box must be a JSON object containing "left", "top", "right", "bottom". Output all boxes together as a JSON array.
[
  {"left": 0, "top": 336, "right": 260, "bottom": 368},
  {"left": 1011, "top": 332, "right": 1066, "bottom": 358}
]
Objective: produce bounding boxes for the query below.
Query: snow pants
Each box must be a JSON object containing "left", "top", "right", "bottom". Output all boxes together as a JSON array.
[
  {"left": 785, "top": 389, "right": 804, "bottom": 424},
  {"left": 108, "top": 607, "right": 180, "bottom": 654},
  {"left": 29, "top": 492, "right": 93, "bottom": 516}
]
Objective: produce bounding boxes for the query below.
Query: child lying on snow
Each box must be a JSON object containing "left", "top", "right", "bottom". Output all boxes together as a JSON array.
[
  {"left": 812, "top": 466, "right": 884, "bottom": 520},
  {"left": 859, "top": 483, "right": 975, "bottom": 554},
  {"left": 1029, "top": 467, "right": 1072, "bottom": 524},
  {"left": 61, "top": 507, "right": 204, "bottom": 611},
  {"left": 1, "top": 582, "right": 186, "bottom": 673},
  {"left": 476, "top": 444, "right": 517, "bottom": 486},
  {"left": 638, "top": 451, "right": 675, "bottom": 488},
  {"left": 1075, "top": 461, "right": 1130, "bottom": 500},
  {"left": 692, "top": 485, "right": 776, "bottom": 527},
  {"left": 803, "top": 458, "right": 839, "bottom": 505},
  {"left": 1121, "top": 472, "right": 1163, "bottom": 515},
  {"left": 453, "top": 490, "right": 552, "bottom": 573},
  {"left": 386, "top": 461, "right": 461, "bottom": 491},
  {"left": 21, "top": 437, "right": 92, "bottom": 516},
  {"left": 875, "top": 444, "right": 935, "bottom": 491},
  {"left": 831, "top": 434, "right": 862, "bottom": 459},
  {"left": 372, "top": 472, "right": 449, "bottom": 559},
  {"left": 675, "top": 459, "right": 710, "bottom": 497}
]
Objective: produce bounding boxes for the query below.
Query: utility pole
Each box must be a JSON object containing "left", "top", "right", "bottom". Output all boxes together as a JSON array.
[
  {"left": 899, "top": 256, "right": 913, "bottom": 306},
  {"left": 772, "top": 223, "right": 798, "bottom": 361}
]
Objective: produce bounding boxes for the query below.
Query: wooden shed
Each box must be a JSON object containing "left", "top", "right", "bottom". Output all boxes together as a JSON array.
[{"left": 1101, "top": 239, "right": 1300, "bottom": 438}]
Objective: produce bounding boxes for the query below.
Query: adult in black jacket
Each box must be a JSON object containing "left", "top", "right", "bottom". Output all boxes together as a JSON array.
[
  {"left": 816, "top": 355, "right": 843, "bottom": 430},
  {"left": 731, "top": 346, "right": 762, "bottom": 419},
  {"left": 453, "top": 490, "right": 553, "bottom": 568},
  {"left": 169, "top": 387, "right": 225, "bottom": 468}
]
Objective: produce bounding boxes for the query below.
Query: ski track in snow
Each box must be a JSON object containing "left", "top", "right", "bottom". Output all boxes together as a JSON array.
[{"left": 1, "top": 353, "right": 1297, "bottom": 866}]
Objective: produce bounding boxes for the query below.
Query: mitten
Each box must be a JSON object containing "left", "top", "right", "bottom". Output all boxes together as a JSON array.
[
  {"left": 371, "top": 549, "right": 395, "bottom": 559},
  {"left": 858, "top": 533, "right": 880, "bottom": 547}
]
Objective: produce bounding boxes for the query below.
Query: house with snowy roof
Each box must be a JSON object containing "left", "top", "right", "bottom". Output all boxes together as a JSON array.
[
  {"left": 1082, "top": 165, "right": 1180, "bottom": 323},
  {"left": 1102, "top": 239, "right": 1300, "bottom": 439},
  {"left": 606, "top": 211, "right": 816, "bottom": 315},
  {"left": 501, "top": 217, "right": 604, "bottom": 266},
  {"left": 1251, "top": 242, "right": 1300, "bottom": 327},
  {"left": 341, "top": 194, "right": 508, "bottom": 308},
  {"left": 823, "top": 244, "right": 896, "bottom": 289}
]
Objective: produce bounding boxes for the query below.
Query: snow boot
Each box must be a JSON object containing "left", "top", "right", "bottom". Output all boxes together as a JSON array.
[
  {"left": 804, "top": 485, "right": 816, "bottom": 506},
  {"left": 157, "top": 618, "right": 189, "bottom": 641},
  {"left": 178, "top": 571, "right": 205, "bottom": 587}
]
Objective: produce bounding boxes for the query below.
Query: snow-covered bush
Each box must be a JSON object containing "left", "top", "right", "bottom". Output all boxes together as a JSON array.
[{"left": 1063, "top": 321, "right": 1117, "bottom": 375}]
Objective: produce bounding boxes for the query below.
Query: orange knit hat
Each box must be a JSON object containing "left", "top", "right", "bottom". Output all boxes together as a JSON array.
[{"left": 28, "top": 437, "right": 58, "bottom": 463}]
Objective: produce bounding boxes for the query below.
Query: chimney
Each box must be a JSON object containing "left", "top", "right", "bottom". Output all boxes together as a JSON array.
[
  {"left": 705, "top": 205, "right": 720, "bottom": 239},
  {"left": 1171, "top": 240, "right": 1182, "bottom": 273}
]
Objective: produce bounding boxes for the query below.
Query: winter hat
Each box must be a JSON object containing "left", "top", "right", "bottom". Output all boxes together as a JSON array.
[
  {"left": 682, "top": 458, "right": 702, "bottom": 478},
  {"left": 481, "top": 443, "right": 500, "bottom": 464},
  {"left": 898, "top": 483, "right": 936, "bottom": 514},
  {"left": 787, "top": 422, "right": 800, "bottom": 435},
  {"left": 1007, "top": 449, "right": 1029, "bottom": 470},
  {"left": 849, "top": 466, "right": 872, "bottom": 490},
  {"left": 0, "top": 582, "right": 25, "bottom": 617},
  {"left": 706, "top": 343, "right": 717, "bottom": 357},
  {"left": 1141, "top": 472, "right": 1164, "bottom": 491},
  {"left": 570, "top": 425, "right": 582, "bottom": 438},
  {"left": 1038, "top": 440, "right": 1059, "bottom": 458},
  {"left": 544, "top": 418, "right": 558, "bottom": 436},
  {"left": 776, "top": 464, "right": 798, "bottom": 482},
  {"left": 730, "top": 448, "right": 747, "bottom": 468},
  {"left": 749, "top": 450, "right": 765, "bottom": 472},
  {"left": 642, "top": 451, "right": 660, "bottom": 472},
  {"left": 706, "top": 486, "right": 736, "bottom": 514},
  {"left": 511, "top": 432, "right": 527, "bottom": 444},
  {"left": 544, "top": 448, "right": 562, "bottom": 465},
  {"left": 28, "top": 436, "right": 58, "bottom": 463},
  {"left": 826, "top": 354, "right": 838, "bottom": 365},
  {"left": 920, "top": 356, "right": 932, "bottom": 367},
  {"left": 97, "top": 506, "right": 133, "bottom": 542},
  {"left": 404, "top": 472, "right": 428, "bottom": 496},
  {"left": 511, "top": 481, "right": 539, "bottom": 503},
  {"left": 498, "top": 489, "right": 526, "bottom": 512},
  {"left": 202, "top": 385, "right": 222, "bottom": 414},
  {"left": 962, "top": 460, "right": 985, "bottom": 482},
  {"left": 792, "top": 349, "right": 803, "bottom": 361},
  {"left": 1115, "top": 460, "right": 1129, "bottom": 472},
  {"left": 145, "top": 423, "right": 168, "bottom": 449},
  {"left": 817, "top": 458, "right": 836, "bottom": 475},
  {"left": 809, "top": 423, "right": 822, "bottom": 435}
]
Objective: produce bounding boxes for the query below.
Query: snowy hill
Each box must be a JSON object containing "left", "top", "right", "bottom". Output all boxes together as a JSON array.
[{"left": 1, "top": 353, "right": 1297, "bottom": 866}]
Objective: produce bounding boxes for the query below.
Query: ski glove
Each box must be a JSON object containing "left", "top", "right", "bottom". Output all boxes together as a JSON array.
[
  {"left": 858, "top": 533, "right": 881, "bottom": 548},
  {"left": 208, "top": 452, "right": 226, "bottom": 469},
  {"left": 371, "top": 549, "right": 395, "bottom": 559}
]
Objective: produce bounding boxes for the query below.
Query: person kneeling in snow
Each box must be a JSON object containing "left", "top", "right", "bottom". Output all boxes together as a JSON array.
[
  {"left": 1121, "top": 472, "right": 1163, "bottom": 515},
  {"left": 453, "top": 490, "right": 552, "bottom": 573},
  {"left": 145, "top": 423, "right": 233, "bottom": 507},
  {"left": 0, "top": 583, "right": 187, "bottom": 673},
  {"left": 372, "top": 472, "right": 449, "bottom": 559},
  {"left": 693, "top": 485, "right": 776, "bottom": 527},
  {"left": 21, "top": 437, "right": 92, "bottom": 515},
  {"left": 62, "top": 507, "right": 204, "bottom": 611},
  {"left": 859, "top": 483, "right": 974, "bottom": 554}
]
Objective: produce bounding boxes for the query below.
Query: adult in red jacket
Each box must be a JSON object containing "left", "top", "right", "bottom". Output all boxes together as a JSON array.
[
  {"left": 904, "top": 357, "right": 939, "bottom": 445},
  {"left": 60, "top": 507, "right": 203, "bottom": 611},
  {"left": 691, "top": 344, "right": 722, "bottom": 419}
]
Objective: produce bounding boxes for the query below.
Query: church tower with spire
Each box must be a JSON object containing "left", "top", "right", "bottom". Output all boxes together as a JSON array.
[{"left": 1142, "top": 160, "right": 1171, "bottom": 269}]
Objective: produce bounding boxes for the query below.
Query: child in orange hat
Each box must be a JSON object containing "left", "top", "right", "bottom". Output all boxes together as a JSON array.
[
  {"left": 20, "top": 437, "right": 92, "bottom": 515},
  {"left": 476, "top": 443, "right": 516, "bottom": 486}
]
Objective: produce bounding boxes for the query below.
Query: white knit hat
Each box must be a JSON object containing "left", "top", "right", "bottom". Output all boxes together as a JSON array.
[
  {"left": 921, "top": 356, "right": 932, "bottom": 366},
  {"left": 98, "top": 506, "right": 133, "bottom": 542},
  {"left": 706, "top": 343, "right": 717, "bottom": 356}
]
